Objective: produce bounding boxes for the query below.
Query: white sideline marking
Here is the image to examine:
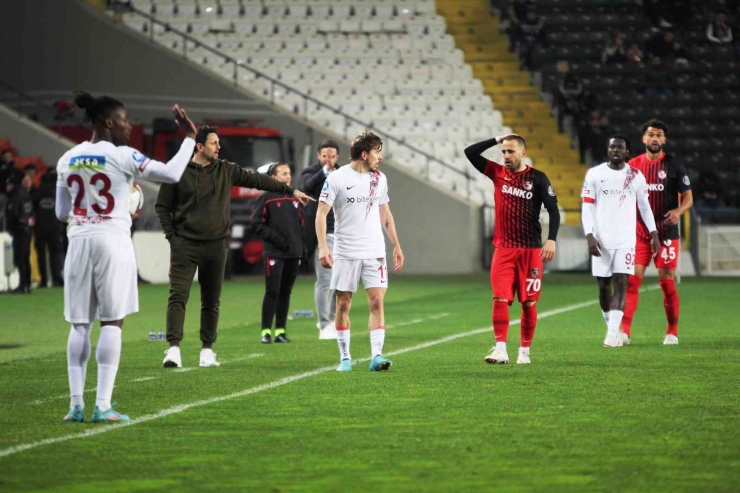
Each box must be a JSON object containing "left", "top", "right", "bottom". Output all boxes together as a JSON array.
[
  {"left": 29, "top": 354, "right": 265, "bottom": 403},
  {"left": 386, "top": 312, "right": 449, "bottom": 329},
  {"left": 1, "top": 288, "right": 660, "bottom": 459}
]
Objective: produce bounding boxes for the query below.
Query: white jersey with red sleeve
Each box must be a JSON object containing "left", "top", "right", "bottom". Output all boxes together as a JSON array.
[
  {"left": 581, "top": 163, "right": 655, "bottom": 250},
  {"left": 56, "top": 138, "right": 194, "bottom": 239}
]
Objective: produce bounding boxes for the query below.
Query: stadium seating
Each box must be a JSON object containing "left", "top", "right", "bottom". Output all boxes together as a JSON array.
[
  {"left": 495, "top": 0, "right": 740, "bottom": 207},
  {"left": 116, "top": 0, "right": 515, "bottom": 205}
]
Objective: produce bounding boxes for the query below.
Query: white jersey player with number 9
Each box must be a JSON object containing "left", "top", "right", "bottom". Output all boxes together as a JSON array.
[{"left": 55, "top": 92, "right": 197, "bottom": 424}]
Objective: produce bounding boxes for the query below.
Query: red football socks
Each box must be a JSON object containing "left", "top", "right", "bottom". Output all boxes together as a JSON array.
[
  {"left": 492, "top": 300, "right": 510, "bottom": 343},
  {"left": 520, "top": 304, "right": 537, "bottom": 348},
  {"left": 621, "top": 275, "right": 643, "bottom": 336},
  {"left": 660, "top": 278, "right": 679, "bottom": 336}
]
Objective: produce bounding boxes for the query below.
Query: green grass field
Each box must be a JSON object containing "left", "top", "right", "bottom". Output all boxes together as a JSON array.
[{"left": 0, "top": 274, "right": 739, "bottom": 492}]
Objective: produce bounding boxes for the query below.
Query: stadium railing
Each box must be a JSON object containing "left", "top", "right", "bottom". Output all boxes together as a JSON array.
[{"left": 108, "top": 0, "right": 484, "bottom": 205}]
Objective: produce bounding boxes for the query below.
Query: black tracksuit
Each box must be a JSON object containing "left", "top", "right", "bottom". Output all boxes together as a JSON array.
[
  {"left": 33, "top": 179, "right": 64, "bottom": 286},
  {"left": 300, "top": 161, "right": 336, "bottom": 257},
  {"left": 6, "top": 186, "right": 34, "bottom": 292},
  {"left": 251, "top": 191, "right": 304, "bottom": 331}
]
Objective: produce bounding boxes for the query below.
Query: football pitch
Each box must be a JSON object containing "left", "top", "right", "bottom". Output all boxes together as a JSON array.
[{"left": 0, "top": 274, "right": 738, "bottom": 492}]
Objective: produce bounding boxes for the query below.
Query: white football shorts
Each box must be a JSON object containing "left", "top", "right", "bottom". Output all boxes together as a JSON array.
[
  {"left": 591, "top": 248, "right": 636, "bottom": 277},
  {"left": 330, "top": 257, "right": 388, "bottom": 292},
  {"left": 64, "top": 233, "right": 139, "bottom": 324}
]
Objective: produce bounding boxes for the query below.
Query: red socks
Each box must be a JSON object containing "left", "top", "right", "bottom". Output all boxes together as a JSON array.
[
  {"left": 660, "top": 278, "right": 680, "bottom": 336},
  {"left": 492, "top": 300, "right": 510, "bottom": 343},
  {"left": 520, "top": 304, "right": 537, "bottom": 348},
  {"left": 621, "top": 275, "right": 643, "bottom": 336}
]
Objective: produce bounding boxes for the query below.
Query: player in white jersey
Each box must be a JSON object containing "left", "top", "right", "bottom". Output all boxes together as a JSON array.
[
  {"left": 581, "top": 135, "right": 660, "bottom": 348},
  {"left": 56, "top": 91, "right": 197, "bottom": 423},
  {"left": 316, "top": 131, "right": 404, "bottom": 372}
]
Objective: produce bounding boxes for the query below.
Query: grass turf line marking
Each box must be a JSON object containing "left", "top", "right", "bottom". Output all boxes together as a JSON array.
[
  {"left": 386, "top": 312, "right": 450, "bottom": 329},
  {"left": 30, "top": 354, "right": 265, "bottom": 403},
  {"left": 1, "top": 289, "right": 659, "bottom": 459}
]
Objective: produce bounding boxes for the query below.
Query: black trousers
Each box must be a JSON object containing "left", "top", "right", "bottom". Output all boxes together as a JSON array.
[
  {"left": 166, "top": 236, "right": 229, "bottom": 347},
  {"left": 261, "top": 258, "right": 300, "bottom": 330},
  {"left": 35, "top": 229, "right": 64, "bottom": 286},
  {"left": 12, "top": 231, "right": 32, "bottom": 290}
]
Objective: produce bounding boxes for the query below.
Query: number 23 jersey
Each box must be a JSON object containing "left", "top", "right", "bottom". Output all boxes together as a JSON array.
[{"left": 57, "top": 140, "right": 155, "bottom": 239}]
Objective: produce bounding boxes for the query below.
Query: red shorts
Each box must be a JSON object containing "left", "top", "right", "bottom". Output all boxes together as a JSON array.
[
  {"left": 635, "top": 239, "right": 680, "bottom": 270},
  {"left": 490, "top": 247, "right": 543, "bottom": 304}
]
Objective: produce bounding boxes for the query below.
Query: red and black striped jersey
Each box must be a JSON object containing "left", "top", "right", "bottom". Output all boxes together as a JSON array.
[
  {"left": 484, "top": 160, "right": 558, "bottom": 248},
  {"left": 628, "top": 152, "right": 691, "bottom": 242}
]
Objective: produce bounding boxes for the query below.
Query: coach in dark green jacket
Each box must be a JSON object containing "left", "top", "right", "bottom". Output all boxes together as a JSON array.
[{"left": 156, "top": 125, "right": 313, "bottom": 368}]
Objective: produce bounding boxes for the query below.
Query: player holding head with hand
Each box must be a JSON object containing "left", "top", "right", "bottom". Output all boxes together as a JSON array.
[
  {"left": 581, "top": 136, "right": 660, "bottom": 347},
  {"left": 57, "top": 91, "right": 197, "bottom": 423},
  {"left": 621, "top": 120, "right": 693, "bottom": 345},
  {"left": 465, "top": 133, "right": 560, "bottom": 365}
]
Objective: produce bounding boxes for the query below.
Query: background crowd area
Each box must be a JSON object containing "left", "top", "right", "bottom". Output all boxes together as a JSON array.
[{"left": 493, "top": 0, "right": 740, "bottom": 218}]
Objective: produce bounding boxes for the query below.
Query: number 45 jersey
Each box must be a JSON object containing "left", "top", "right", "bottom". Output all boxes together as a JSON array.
[{"left": 57, "top": 140, "right": 194, "bottom": 239}]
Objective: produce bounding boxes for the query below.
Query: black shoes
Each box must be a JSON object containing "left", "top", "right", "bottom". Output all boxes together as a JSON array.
[
  {"left": 274, "top": 334, "right": 291, "bottom": 343},
  {"left": 261, "top": 334, "right": 272, "bottom": 344}
]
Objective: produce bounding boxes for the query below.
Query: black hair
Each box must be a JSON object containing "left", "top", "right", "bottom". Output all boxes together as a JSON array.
[
  {"left": 608, "top": 134, "right": 631, "bottom": 151},
  {"left": 266, "top": 162, "right": 289, "bottom": 176},
  {"left": 195, "top": 125, "right": 218, "bottom": 146},
  {"left": 74, "top": 91, "right": 124, "bottom": 127},
  {"left": 641, "top": 119, "right": 668, "bottom": 136},
  {"left": 317, "top": 139, "right": 339, "bottom": 153}
]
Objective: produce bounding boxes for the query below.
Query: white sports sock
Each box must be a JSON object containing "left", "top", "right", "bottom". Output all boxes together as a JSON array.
[
  {"left": 67, "top": 324, "right": 92, "bottom": 409},
  {"left": 608, "top": 310, "right": 624, "bottom": 335},
  {"left": 370, "top": 328, "right": 385, "bottom": 358},
  {"left": 337, "top": 329, "right": 351, "bottom": 361},
  {"left": 95, "top": 325, "right": 122, "bottom": 411},
  {"left": 495, "top": 342, "right": 507, "bottom": 351},
  {"left": 602, "top": 311, "right": 610, "bottom": 327},
  {"left": 519, "top": 347, "right": 529, "bottom": 355}
]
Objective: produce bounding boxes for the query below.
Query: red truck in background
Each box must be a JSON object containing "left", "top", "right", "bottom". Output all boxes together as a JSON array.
[{"left": 54, "top": 119, "right": 293, "bottom": 275}]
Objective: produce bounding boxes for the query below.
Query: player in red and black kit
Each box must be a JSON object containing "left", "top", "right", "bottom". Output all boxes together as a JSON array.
[
  {"left": 465, "top": 134, "right": 560, "bottom": 365},
  {"left": 621, "top": 120, "right": 693, "bottom": 345}
]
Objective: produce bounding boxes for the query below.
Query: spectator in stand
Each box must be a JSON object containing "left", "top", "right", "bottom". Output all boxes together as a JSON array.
[
  {"left": 517, "top": 9, "right": 546, "bottom": 70},
  {"left": 5, "top": 173, "right": 34, "bottom": 294},
  {"left": 668, "top": 40, "right": 691, "bottom": 66},
  {"left": 646, "top": 30, "right": 676, "bottom": 59},
  {"left": 643, "top": 0, "right": 674, "bottom": 29},
  {"left": 643, "top": 56, "right": 675, "bottom": 99},
  {"left": 626, "top": 43, "right": 645, "bottom": 65},
  {"left": 506, "top": 0, "right": 532, "bottom": 51},
  {"left": 33, "top": 169, "right": 65, "bottom": 287},
  {"left": 602, "top": 30, "right": 628, "bottom": 64},
  {"left": 707, "top": 12, "right": 734, "bottom": 44},
  {"left": 578, "top": 109, "right": 612, "bottom": 165},
  {"left": 555, "top": 72, "right": 584, "bottom": 133}
]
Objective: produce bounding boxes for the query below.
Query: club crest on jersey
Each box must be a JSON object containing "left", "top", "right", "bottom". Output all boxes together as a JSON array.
[
  {"left": 530, "top": 268, "right": 539, "bottom": 278},
  {"left": 658, "top": 170, "right": 667, "bottom": 180},
  {"left": 377, "top": 257, "right": 385, "bottom": 264},
  {"left": 524, "top": 181, "right": 533, "bottom": 191},
  {"left": 664, "top": 239, "right": 672, "bottom": 246},
  {"left": 269, "top": 259, "right": 276, "bottom": 266}
]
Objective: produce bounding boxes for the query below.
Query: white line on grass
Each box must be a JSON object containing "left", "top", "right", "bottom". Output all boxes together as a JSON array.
[
  {"left": 386, "top": 312, "right": 450, "bottom": 329},
  {"left": 1, "top": 287, "right": 660, "bottom": 459},
  {"left": 29, "top": 354, "right": 265, "bottom": 403}
]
